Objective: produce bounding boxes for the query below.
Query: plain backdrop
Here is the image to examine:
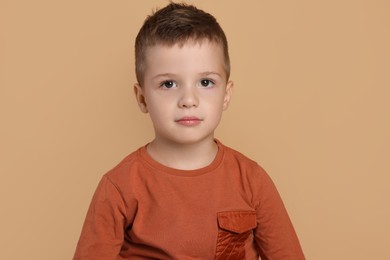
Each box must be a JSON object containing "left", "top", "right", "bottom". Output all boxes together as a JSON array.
[{"left": 1, "top": 0, "right": 389, "bottom": 259}]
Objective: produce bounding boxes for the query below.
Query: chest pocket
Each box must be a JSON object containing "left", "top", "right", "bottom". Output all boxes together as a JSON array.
[{"left": 215, "top": 211, "right": 257, "bottom": 259}]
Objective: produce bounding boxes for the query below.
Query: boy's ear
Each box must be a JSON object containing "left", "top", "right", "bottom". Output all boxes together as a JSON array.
[
  {"left": 134, "top": 83, "right": 148, "bottom": 113},
  {"left": 223, "top": 80, "right": 233, "bottom": 110}
]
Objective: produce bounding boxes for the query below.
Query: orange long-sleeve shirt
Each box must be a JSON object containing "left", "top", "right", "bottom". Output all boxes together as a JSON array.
[{"left": 74, "top": 140, "right": 305, "bottom": 259}]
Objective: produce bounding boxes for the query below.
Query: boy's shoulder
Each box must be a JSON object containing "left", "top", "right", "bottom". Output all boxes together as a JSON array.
[
  {"left": 221, "top": 141, "right": 263, "bottom": 168},
  {"left": 218, "top": 140, "right": 269, "bottom": 179},
  {"left": 102, "top": 145, "right": 145, "bottom": 181}
]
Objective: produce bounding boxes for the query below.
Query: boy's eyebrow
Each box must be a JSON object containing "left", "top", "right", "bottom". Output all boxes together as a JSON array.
[
  {"left": 199, "top": 71, "right": 223, "bottom": 78},
  {"left": 152, "top": 73, "right": 177, "bottom": 80}
]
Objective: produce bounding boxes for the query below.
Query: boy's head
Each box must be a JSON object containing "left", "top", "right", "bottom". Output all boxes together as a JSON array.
[{"left": 135, "top": 2, "right": 230, "bottom": 85}]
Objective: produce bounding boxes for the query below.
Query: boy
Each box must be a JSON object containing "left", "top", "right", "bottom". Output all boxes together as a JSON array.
[{"left": 74, "top": 3, "right": 305, "bottom": 259}]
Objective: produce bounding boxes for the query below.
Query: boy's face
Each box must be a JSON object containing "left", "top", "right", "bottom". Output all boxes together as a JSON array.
[{"left": 134, "top": 40, "right": 233, "bottom": 146}]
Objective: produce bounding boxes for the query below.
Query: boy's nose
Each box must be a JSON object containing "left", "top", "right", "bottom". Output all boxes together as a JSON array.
[{"left": 178, "top": 86, "right": 199, "bottom": 108}]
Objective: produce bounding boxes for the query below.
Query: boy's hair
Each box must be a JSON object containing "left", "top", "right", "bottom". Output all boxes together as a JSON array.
[{"left": 135, "top": 2, "right": 230, "bottom": 85}]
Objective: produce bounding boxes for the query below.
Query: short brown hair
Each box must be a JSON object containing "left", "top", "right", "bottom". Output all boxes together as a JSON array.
[{"left": 135, "top": 2, "right": 230, "bottom": 85}]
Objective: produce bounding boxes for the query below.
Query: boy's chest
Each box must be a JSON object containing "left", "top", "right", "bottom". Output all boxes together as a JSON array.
[{"left": 121, "top": 173, "right": 258, "bottom": 259}]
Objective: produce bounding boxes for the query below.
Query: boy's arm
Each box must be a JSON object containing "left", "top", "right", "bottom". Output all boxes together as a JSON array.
[
  {"left": 253, "top": 168, "right": 305, "bottom": 260},
  {"left": 73, "top": 176, "right": 128, "bottom": 260}
]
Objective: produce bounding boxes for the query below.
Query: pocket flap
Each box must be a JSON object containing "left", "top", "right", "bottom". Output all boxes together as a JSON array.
[{"left": 217, "top": 211, "right": 257, "bottom": 234}]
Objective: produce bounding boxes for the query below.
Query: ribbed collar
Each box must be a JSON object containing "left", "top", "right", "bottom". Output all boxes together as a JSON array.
[{"left": 138, "top": 139, "right": 225, "bottom": 177}]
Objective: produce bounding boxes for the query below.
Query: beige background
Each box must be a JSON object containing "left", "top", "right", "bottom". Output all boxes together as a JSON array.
[{"left": 1, "top": 0, "right": 389, "bottom": 259}]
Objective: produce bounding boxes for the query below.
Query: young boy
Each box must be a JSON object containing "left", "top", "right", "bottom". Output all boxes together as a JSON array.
[{"left": 74, "top": 3, "right": 305, "bottom": 259}]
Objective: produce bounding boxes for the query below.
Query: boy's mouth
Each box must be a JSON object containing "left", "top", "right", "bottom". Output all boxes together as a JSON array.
[{"left": 175, "top": 116, "right": 203, "bottom": 126}]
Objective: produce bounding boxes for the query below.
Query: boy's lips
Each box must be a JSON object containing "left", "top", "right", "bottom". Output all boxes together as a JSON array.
[{"left": 175, "top": 116, "right": 203, "bottom": 126}]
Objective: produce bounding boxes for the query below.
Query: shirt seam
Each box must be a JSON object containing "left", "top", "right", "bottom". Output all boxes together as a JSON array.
[{"left": 105, "top": 175, "right": 130, "bottom": 225}]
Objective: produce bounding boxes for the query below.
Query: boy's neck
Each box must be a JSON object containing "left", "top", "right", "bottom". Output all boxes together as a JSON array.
[{"left": 146, "top": 137, "right": 218, "bottom": 171}]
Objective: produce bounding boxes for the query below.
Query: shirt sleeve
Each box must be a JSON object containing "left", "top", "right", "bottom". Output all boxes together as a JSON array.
[
  {"left": 253, "top": 167, "right": 305, "bottom": 260},
  {"left": 73, "top": 176, "right": 128, "bottom": 260}
]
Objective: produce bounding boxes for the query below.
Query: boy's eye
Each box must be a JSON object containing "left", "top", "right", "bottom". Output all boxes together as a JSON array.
[
  {"left": 200, "top": 79, "right": 214, "bottom": 88},
  {"left": 161, "top": 80, "right": 176, "bottom": 89}
]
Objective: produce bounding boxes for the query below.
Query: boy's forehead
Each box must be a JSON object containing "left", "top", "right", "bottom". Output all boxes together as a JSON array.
[
  {"left": 139, "top": 38, "right": 229, "bottom": 83},
  {"left": 143, "top": 39, "right": 225, "bottom": 66},
  {"left": 144, "top": 41, "right": 225, "bottom": 72}
]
